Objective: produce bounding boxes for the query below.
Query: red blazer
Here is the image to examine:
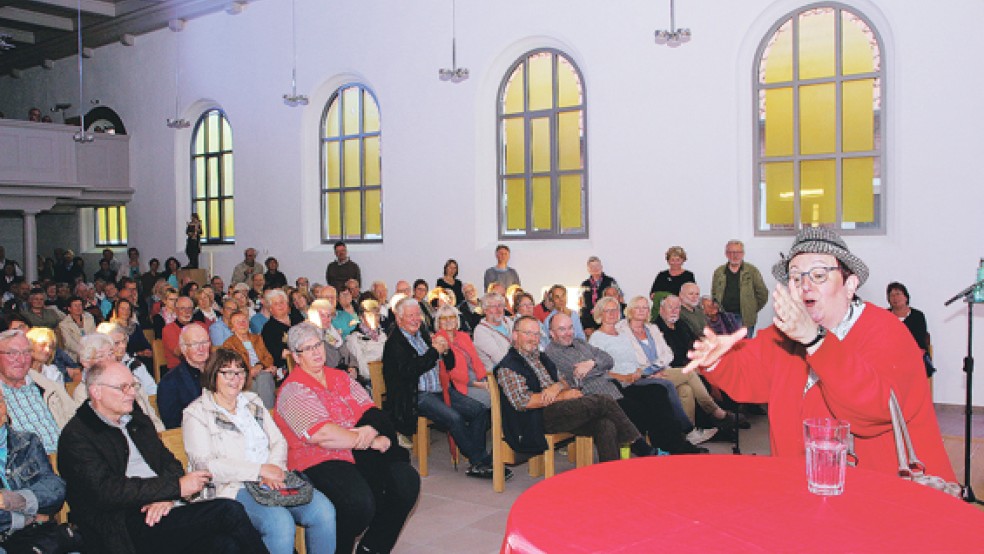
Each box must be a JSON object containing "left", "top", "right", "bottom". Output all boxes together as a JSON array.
[{"left": 706, "top": 303, "right": 954, "bottom": 481}]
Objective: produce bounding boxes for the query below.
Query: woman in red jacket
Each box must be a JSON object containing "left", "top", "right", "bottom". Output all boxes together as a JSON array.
[
  {"left": 686, "top": 228, "right": 954, "bottom": 482},
  {"left": 433, "top": 305, "right": 490, "bottom": 409}
]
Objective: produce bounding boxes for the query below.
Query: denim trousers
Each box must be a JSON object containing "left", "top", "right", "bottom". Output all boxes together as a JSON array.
[
  {"left": 304, "top": 459, "right": 419, "bottom": 554},
  {"left": 416, "top": 389, "right": 490, "bottom": 466},
  {"left": 235, "top": 485, "right": 337, "bottom": 554}
]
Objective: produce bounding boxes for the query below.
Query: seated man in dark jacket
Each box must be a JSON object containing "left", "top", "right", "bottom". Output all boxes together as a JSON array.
[
  {"left": 157, "top": 323, "right": 211, "bottom": 429},
  {"left": 57, "top": 360, "right": 266, "bottom": 554},
  {"left": 494, "top": 315, "right": 653, "bottom": 462},
  {"left": 0, "top": 389, "right": 68, "bottom": 551}
]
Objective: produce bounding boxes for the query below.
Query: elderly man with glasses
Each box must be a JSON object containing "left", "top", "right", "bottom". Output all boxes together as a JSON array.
[
  {"left": 157, "top": 323, "right": 212, "bottom": 429},
  {"left": 0, "top": 330, "right": 76, "bottom": 453},
  {"left": 161, "top": 296, "right": 196, "bottom": 370}
]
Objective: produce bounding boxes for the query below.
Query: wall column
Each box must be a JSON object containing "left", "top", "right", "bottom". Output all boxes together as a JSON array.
[{"left": 22, "top": 211, "right": 38, "bottom": 283}]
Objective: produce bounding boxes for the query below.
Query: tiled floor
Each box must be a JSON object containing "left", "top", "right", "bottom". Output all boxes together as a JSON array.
[{"left": 390, "top": 405, "right": 983, "bottom": 554}]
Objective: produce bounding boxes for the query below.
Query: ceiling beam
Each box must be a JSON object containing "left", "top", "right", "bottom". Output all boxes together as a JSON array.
[
  {"left": 21, "top": 0, "right": 117, "bottom": 18},
  {"left": 0, "top": 26, "right": 36, "bottom": 44},
  {"left": 0, "top": 7, "right": 75, "bottom": 31}
]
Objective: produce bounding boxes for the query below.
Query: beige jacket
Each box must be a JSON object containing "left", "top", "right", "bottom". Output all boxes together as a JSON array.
[
  {"left": 28, "top": 369, "right": 80, "bottom": 429},
  {"left": 56, "top": 313, "right": 96, "bottom": 362},
  {"left": 73, "top": 375, "right": 165, "bottom": 432},
  {"left": 181, "top": 390, "right": 287, "bottom": 499}
]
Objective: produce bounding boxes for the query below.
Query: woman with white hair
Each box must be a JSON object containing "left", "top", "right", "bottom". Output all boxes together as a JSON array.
[
  {"left": 308, "top": 299, "right": 352, "bottom": 373},
  {"left": 433, "top": 304, "right": 490, "bottom": 408},
  {"left": 260, "top": 288, "right": 304, "bottom": 372},
  {"left": 345, "top": 299, "right": 387, "bottom": 384},
  {"left": 74, "top": 331, "right": 164, "bottom": 431}
]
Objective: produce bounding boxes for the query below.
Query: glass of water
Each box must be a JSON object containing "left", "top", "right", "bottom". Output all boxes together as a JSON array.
[
  {"left": 189, "top": 457, "right": 216, "bottom": 501},
  {"left": 803, "top": 418, "right": 850, "bottom": 496}
]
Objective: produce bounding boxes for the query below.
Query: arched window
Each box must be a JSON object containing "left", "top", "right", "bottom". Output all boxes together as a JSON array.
[
  {"left": 320, "top": 84, "right": 382, "bottom": 242},
  {"left": 191, "top": 109, "right": 235, "bottom": 243},
  {"left": 497, "top": 49, "right": 587, "bottom": 239},
  {"left": 754, "top": 4, "right": 883, "bottom": 234},
  {"left": 95, "top": 205, "right": 127, "bottom": 247}
]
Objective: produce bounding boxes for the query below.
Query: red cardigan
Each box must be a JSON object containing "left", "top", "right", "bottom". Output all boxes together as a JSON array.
[
  {"left": 435, "top": 329, "right": 488, "bottom": 405},
  {"left": 706, "top": 302, "right": 955, "bottom": 481}
]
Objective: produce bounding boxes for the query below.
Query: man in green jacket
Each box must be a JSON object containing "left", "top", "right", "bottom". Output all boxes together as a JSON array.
[{"left": 711, "top": 240, "right": 769, "bottom": 336}]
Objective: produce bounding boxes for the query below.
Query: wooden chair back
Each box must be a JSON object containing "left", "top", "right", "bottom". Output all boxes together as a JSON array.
[
  {"left": 47, "top": 453, "right": 69, "bottom": 523},
  {"left": 159, "top": 428, "right": 188, "bottom": 469},
  {"left": 65, "top": 381, "right": 79, "bottom": 398},
  {"left": 148, "top": 394, "right": 159, "bottom": 418},
  {"left": 151, "top": 339, "right": 166, "bottom": 383},
  {"left": 369, "top": 360, "right": 431, "bottom": 475}
]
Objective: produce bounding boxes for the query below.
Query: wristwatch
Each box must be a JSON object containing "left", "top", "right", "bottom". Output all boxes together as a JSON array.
[{"left": 803, "top": 325, "right": 827, "bottom": 348}]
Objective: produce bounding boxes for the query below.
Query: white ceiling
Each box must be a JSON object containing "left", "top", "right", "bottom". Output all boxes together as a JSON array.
[{"left": 0, "top": 0, "right": 256, "bottom": 76}]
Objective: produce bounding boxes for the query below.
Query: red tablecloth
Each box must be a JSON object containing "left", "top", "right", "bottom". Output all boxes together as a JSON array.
[{"left": 502, "top": 455, "right": 984, "bottom": 553}]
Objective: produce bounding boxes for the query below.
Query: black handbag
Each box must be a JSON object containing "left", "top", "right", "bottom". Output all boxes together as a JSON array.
[
  {"left": 244, "top": 471, "right": 314, "bottom": 507},
  {"left": 0, "top": 520, "right": 84, "bottom": 554}
]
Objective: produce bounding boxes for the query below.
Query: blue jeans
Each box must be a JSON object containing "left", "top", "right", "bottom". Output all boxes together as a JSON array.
[
  {"left": 417, "top": 389, "right": 490, "bottom": 466},
  {"left": 235, "top": 486, "right": 337, "bottom": 554}
]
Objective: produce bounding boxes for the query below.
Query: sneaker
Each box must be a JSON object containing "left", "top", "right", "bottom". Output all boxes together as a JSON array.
[
  {"left": 465, "top": 464, "right": 512, "bottom": 480},
  {"left": 686, "top": 428, "right": 718, "bottom": 445}
]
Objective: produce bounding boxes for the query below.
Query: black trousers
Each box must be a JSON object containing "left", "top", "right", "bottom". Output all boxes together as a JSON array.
[
  {"left": 542, "top": 394, "right": 641, "bottom": 462},
  {"left": 304, "top": 458, "right": 420, "bottom": 554},
  {"left": 617, "top": 383, "right": 692, "bottom": 454},
  {"left": 126, "top": 497, "right": 267, "bottom": 554}
]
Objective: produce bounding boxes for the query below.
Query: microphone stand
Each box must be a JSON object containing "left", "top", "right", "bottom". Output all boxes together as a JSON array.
[{"left": 944, "top": 279, "right": 984, "bottom": 505}]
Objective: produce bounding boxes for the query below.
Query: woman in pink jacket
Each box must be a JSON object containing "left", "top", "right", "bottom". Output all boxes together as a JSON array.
[{"left": 434, "top": 305, "right": 490, "bottom": 409}]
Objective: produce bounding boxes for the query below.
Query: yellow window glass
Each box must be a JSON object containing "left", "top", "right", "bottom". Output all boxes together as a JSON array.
[
  {"left": 800, "top": 160, "right": 836, "bottom": 226},
  {"left": 842, "top": 79, "right": 874, "bottom": 152},
  {"left": 118, "top": 207, "right": 127, "bottom": 243},
  {"left": 528, "top": 53, "right": 553, "bottom": 112},
  {"left": 223, "top": 157, "right": 234, "bottom": 194},
  {"left": 343, "top": 139, "right": 360, "bottom": 188},
  {"left": 502, "top": 66, "right": 525, "bottom": 115},
  {"left": 762, "top": 19, "right": 793, "bottom": 84},
  {"left": 798, "top": 8, "right": 835, "bottom": 80},
  {"left": 842, "top": 12, "right": 877, "bottom": 76},
  {"left": 558, "top": 112, "right": 582, "bottom": 171},
  {"left": 503, "top": 118, "right": 525, "bottom": 174},
  {"left": 557, "top": 57, "right": 581, "bottom": 108},
  {"left": 764, "top": 162, "right": 794, "bottom": 226},
  {"left": 325, "top": 142, "right": 340, "bottom": 189},
  {"left": 504, "top": 178, "right": 526, "bottom": 231},
  {"left": 325, "top": 193, "right": 341, "bottom": 238},
  {"left": 799, "top": 83, "right": 836, "bottom": 155},
  {"left": 843, "top": 157, "right": 875, "bottom": 223},
  {"left": 531, "top": 176, "right": 551, "bottom": 231},
  {"left": 363, "top": 92, "right": 380, "bottom": 133},
  {"left": 343, "top": 191, "right": 361, "bottom": 238},
  {"left": 342, "top": 86, "right": 360, "bottom": 136},
  {"left": 763, "top": 88, "right": 793, "bottom": 157},
  {"left": 559, "top": 174, "right": 582, "bottom": 230},
  {"left": 222, "top": 199, "right": 235, "bottom": 239},
  {"left": 365, "top": 189, "right": 382, "bottom": 237},
  {"left": 324, "top": 102, "right": 340, "bottom": 137},
  {"left": 364, "top": 137, "right": 380, "bottom": 186},
  {"left": 531, "top": 117, "right": 551, "bottom": 173}
]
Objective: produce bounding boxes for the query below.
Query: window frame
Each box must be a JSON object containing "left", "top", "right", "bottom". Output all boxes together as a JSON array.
[
  {"left": 190, "top": 108, "right": 236, "bottom": 245},
  {"left": 319, "top": 83, "right": 383, "bottom": 244},
  {"left": 496, "top": 48, "right": 589, "bottom": 240},
  {"left": 752, "top": 2, "right": 885, "bottom": 236}
]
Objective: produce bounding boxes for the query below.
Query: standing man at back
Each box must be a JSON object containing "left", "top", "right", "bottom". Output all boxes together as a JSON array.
[
  {"left": 230, "top": 248, "right": 262, "bottom": 286},
  {"left": 325, "top": 241, "right": 362, "bottom": 294},
  {"left": 711, "top": 240, "right": 768, "bottom": 336},
  {"left": 483, "top": 245, "right": 521, "bottom": 291}
]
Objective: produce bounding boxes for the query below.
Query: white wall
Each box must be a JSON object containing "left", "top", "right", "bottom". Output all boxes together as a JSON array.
[{"left": 1, "top": 0, "right": 982, "bottom": 405}]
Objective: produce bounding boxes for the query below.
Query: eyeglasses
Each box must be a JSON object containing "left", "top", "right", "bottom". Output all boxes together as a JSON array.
[
  {"left": 515, "top": 329, "right": 540, "bottom": 337},
  {"left": 294, "top": 342, "right": 322, "bottom": 354},
  {"left": 97, "top": 381, "right": 141, "bottom": 394},
  {"left": 439, "top": 316, "right": 458, "bottom": 321},
  {"left": 726, "top": 250, "right": 744, "bottom": 255},
  {"left": 790, "top": 266, "right": 841, "bottom": 286},
  {"left": 184, "top": 340, "right": 211, "bottom": 349},
  {"left": 0, "top": 350, "right": 31, "bottom": 359},
  {"left": 218, "top": 369, "right": 247, "bottom": 380}
]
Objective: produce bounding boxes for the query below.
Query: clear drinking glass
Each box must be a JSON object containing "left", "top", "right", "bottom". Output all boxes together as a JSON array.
[
  {"left": 189, "top": 457, "right": 216, "bottom": 501},
  {"left": 803, "top": 418, "right": 850, "bottom": 496}
]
